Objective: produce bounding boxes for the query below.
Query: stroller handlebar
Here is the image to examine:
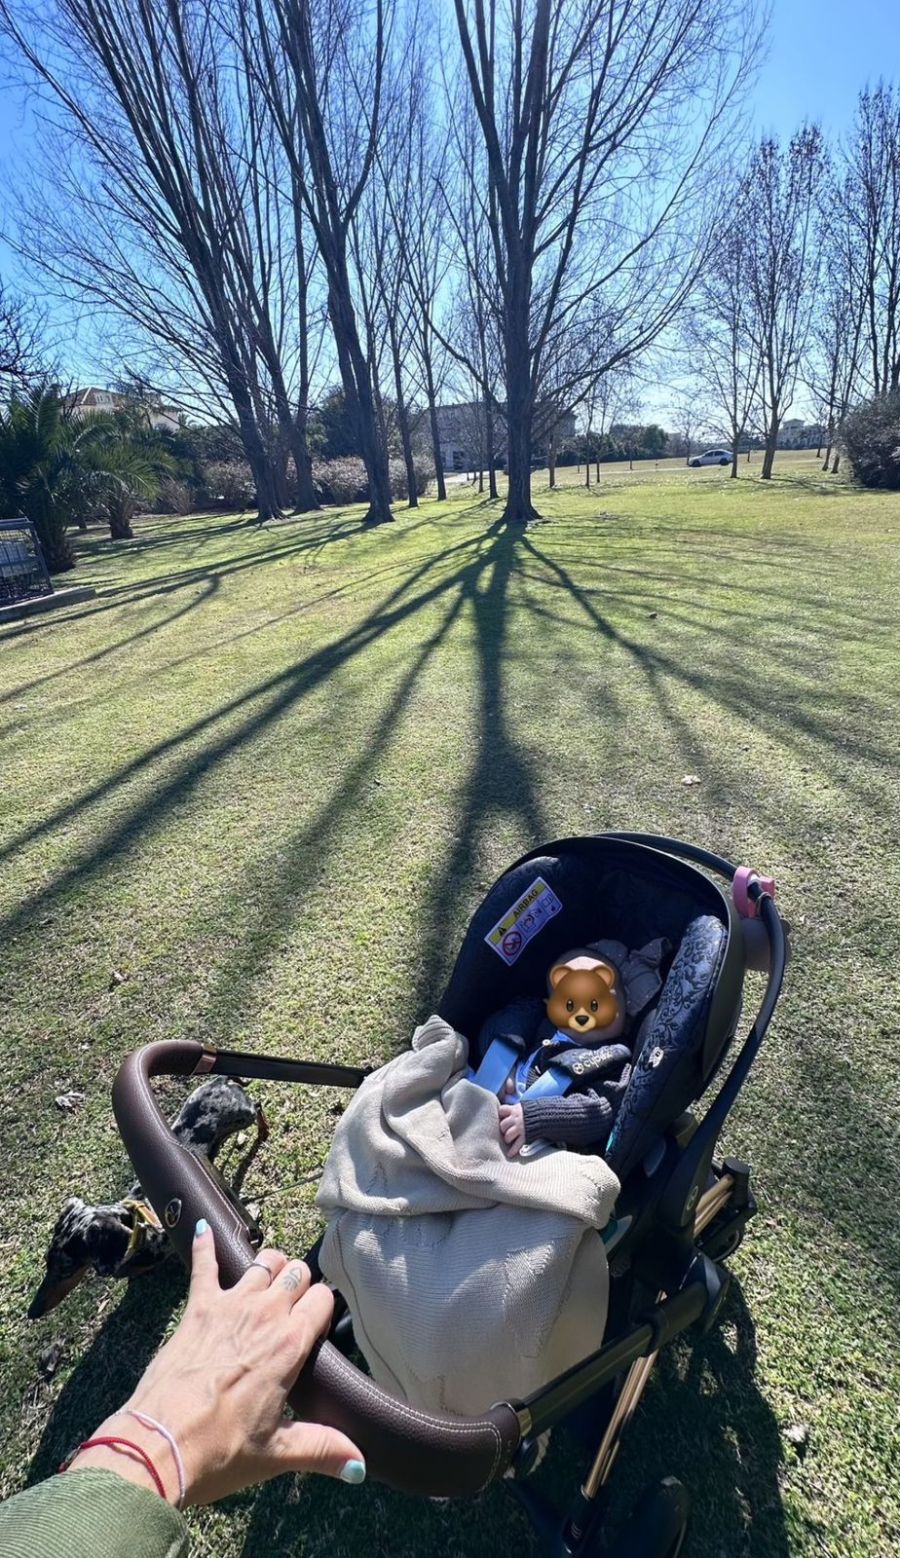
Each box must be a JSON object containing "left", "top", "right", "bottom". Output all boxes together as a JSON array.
[{"left": 111, "top": 1040, "right": 522, "bottom": 1498}]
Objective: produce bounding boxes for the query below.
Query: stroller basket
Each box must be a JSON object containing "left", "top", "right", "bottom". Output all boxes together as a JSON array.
[{"left": 112, "top": 833, "right": 787, "bottom": 1552}]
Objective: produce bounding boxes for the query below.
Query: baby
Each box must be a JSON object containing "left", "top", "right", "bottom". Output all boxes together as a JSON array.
[{"left": 475, "top": 938, "right": 670, "bottom": 1156}]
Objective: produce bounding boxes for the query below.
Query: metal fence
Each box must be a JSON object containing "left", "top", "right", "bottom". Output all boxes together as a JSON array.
[{"left": 0, "top": 518, "right": 54, "bottom": 605}]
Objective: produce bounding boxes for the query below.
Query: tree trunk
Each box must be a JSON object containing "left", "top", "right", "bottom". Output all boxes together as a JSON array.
[
  {"left": 822, "top": 441, "right": 833, "bottom": 471},
  {"left": 548, "top": 426, "right": 557, "bottom": 489},
  {"left": 292, "top": 215, "right": 319, "bottom": 513},
  {"left": 595, "top": 458, "right": 600, "bottom": 482},
  {"left": 731, "top": 452, "right": 738, "bottom": 479},
  {"left": 35, "top": 513, "right": 76, "bottom": 573},
  {"left": 326, "top": 262, "right": 394, "bottom": 525},
  {"left": 501, "top": 275, "right": 539, "bottom": 523},
  {"left": 503, "top": 391, "right": 539, "bottom": 523},
  {"left": 831, "top": 451, "right": 841, "bottom": 473},
  {"left": 223, "top": 355, "right": 282, "bottom": 521},
  {"left": 421, "top": 341, "right": 446, "bottom": 501},
  {"left": 108, "top": 497, "right": 135, "bottom": 540},
  {"left": 482, "top": 391, "right": 498, "bottom": 499},
  {"left": 761, "top": 417, "right": 780, "bottom": 480},
  {"left": 291, "top": 412, "right": 318, "bottom": 512},
  {"left": 389, "top": 317, "right": 418, "bottom": 507}
]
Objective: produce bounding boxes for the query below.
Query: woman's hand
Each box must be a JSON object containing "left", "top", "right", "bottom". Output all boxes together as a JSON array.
[
  {"left": 69, "top": 1224, "right": 365, "bottom": 1506},
  {"left": 498, "top": 1100, "right": 526, "bottom": 1156}
]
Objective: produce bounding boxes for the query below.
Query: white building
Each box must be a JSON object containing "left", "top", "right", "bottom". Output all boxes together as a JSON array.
[
  {"left": 432, "top": 401, "right": 575, "bottom": 472},
  {"left": 62, "top": 387, "right": 180, "bottom": 432}
]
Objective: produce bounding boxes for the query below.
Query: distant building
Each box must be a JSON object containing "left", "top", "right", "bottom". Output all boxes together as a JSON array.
[
  {"left": 432, "top": 401, "right": 575, "bottom": 472},
  {"left": 777, "top": 418, "right": 824, "bottom": 449},
  {"left": 61, "top": 387, "right": 180, "bottom": 432}
]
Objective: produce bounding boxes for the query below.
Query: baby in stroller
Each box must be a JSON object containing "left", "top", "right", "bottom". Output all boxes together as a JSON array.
[{"left": 474, "top": 937, "right": 671, "bottom": 1157}]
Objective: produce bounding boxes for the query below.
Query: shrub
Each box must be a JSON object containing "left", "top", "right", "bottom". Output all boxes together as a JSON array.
[
  {"left": 155, "top": 477, "right": 195, "bottom": 515},
  {"left": 388, "top": 455, "right": 434, "bottom": 500},
  {"left": 203, "top": 460, "right": 255, "bottom": 510},
  {"left": 841, "top": 392, "right": 900, "bottom": 489},
  {"left": 312, "top": 457, "right": 368, "bottom": 505}
]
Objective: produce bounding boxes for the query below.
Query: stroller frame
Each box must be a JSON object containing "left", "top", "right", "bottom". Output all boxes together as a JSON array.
[{"left": 113, "top": 834, "right": 788, "bottom": 1558}]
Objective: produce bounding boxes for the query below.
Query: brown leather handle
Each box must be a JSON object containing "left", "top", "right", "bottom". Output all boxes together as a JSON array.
[{"left": 112, "top": 1042, "right": 521, "bottom": 1496}]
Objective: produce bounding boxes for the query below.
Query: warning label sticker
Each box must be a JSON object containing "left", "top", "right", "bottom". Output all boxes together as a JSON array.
[{"left": 484, "top": 876, "right": 563, "bottom": 966}]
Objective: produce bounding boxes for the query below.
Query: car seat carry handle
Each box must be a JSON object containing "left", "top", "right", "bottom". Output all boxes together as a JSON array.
[
  {"left": 598, "top": 831, "right": 742, "bottom": 882},
  {"left": 112, "top": 1040, "right": 522, "bottom": 1497}
]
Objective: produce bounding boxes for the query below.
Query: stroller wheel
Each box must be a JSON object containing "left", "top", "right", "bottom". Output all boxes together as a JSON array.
[{"left": 602, "top": 1476, "right": 690, "bottom": 1558}]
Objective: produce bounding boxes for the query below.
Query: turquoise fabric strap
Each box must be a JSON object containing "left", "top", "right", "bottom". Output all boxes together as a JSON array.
[
  {"left": 469, "top": 1035, "right": 521, "bottom": 1094},
  {"left": 470, "top": 1036, "right": 573, "bottom": 1100},
  {"left": 521, "top": 1064, "right": 571, "bottom": 1100}
]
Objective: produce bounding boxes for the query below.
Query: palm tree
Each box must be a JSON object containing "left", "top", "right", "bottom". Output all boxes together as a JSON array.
[
  {"left": 0, "top": 386, "right": 172, "bottom": 569},
  {"left": 0, "top": 386, "right": 87, "bottom": 571},
  {"left": 85, "top": 406, "right": 175, "bottom": 541}
]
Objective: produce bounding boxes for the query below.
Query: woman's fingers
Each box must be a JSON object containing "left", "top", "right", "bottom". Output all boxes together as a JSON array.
[
  {"left": 238, "top": 1248, "right": 288, "bottom": 1291},
  {"left": 282, "top": 1283, "right": 336, "bottom": 1372},
  {"left": 274, "top": 1260, "right": 311, "bottom": 1305},
  {"left": 271, "top": 1419, "right": 366, "bottom": 1483},
  {"left": 188, "top": 1219, "right": 220, "bottom": 1296}
]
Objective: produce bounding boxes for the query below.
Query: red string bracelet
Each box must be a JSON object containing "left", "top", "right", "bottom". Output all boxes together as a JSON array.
[{"left": 59, "top": 1436, "right": 168, "bottom": 1501}]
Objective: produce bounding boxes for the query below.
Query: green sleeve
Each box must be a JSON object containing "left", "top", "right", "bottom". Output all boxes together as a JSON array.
[{"left": 0, "top": 1468, "right": 190, "bottom": 1558}]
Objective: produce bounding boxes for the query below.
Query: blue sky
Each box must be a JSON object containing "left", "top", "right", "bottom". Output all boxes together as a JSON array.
[
  {"left": 753, "top": 0, "right": 897, "bottom": 139},
  {"left": 0, "top": 0, "right": 898, "bottom": 382}
]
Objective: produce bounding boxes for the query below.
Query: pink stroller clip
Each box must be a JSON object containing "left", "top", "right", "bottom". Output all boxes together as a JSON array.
[{"left": 733, "top": 866, "right": 776, "bottom": 919}]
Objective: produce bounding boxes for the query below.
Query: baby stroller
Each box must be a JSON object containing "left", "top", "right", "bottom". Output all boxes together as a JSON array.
[{"left": 113, "top": 832, "right": 788, "bottom": 1557}]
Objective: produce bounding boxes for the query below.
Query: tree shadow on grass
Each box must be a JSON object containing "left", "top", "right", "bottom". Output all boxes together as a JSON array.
[
  {"left": 0, "top": 511, "right": 368, "bottom": 662},
  {"left": 0, "top": 524, "right": 498, "bottom": 895},
  {"left": 25, "top": 1263, "right": 187, "bottom": 1488},
  {"left": 231, "top": 1282, "right": 787, "bottom": 1558},
  {"left": 598, "top": 1282, "right": 791, "bottom": 1558},
  {"left": 520, "top": 535, "right": 899, "bottom": 805},
  {"left": 790, "top": 1039, "right": 900, "bottom": 1300}
]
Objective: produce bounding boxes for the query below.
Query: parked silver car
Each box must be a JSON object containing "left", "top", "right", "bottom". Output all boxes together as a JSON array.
[{"left": 689, "top": 449, "right": 733, "bottom": 467}]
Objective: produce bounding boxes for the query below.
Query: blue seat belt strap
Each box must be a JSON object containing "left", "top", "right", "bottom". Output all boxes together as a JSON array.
[
  {"left": 469, "top": 1035, "right": 520, "bottom": 1094},
  {"left": 521, "top": 1065, "right": 571, "bottom": 1100},
  {"left": 470, "top": 1036, "right": 573, "bottom": 1100}
]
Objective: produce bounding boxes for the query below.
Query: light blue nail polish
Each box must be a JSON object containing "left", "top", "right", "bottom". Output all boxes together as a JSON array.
[
  {"left": 194, "top": 1218, "right": 209, "bottom": 1236},
  {"left": 339, "top": 1459, "right": 366, "bottom": 1485}
]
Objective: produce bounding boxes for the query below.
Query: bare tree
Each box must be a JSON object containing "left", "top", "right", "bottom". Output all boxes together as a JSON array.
[
  {"left": 683, "top": 220, "right": 762, "bottom": 478},
  {"left": 1, "top": 0, "right": 322, "bottom": 520},
  {"left": 808, "top": 178, "right": 867, "bottom": 472},
  {"left": 0, "top": 281, "right": 43, "bottom": 392},
  {"left": 372, "top": 28, "right": 454, "bottom": 503},
  {"left": 249, "top": 0, "right": 395, "bottom": 525},
  {"left": 450, "top": 0, "right": 757, "bottom": 523},
  {"left": 841, "top": 84, "right": 900, "bottom": 398},
  {"left": 579, "top": 360, "right": 636, "bottom": 487},
  {"left": 743, "top": 128, "right": 825, "bottom": 480},
  {"left": 670, "top": 389, "right": 706, "bottom": 468}
]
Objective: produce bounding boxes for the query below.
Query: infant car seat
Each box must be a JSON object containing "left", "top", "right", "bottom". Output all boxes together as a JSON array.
[
  {"left": 113, "top": 831, "right": 787, "bottom": 1556},
  {"left": 441, "top": 835, "right": 744, "bottom": 1182}
]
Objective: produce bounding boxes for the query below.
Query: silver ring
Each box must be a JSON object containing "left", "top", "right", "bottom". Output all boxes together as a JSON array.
[{"left": 248, "top": 1259, "right": 274, "bottom": 1286}]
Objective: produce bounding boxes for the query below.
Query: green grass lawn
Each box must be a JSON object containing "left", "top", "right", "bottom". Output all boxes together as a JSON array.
[{"left": 1, "top": 452, "right": 899, "bottom": 1556}]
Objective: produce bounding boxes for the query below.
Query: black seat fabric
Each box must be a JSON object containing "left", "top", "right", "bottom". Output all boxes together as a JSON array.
[
  {"left": 604, "top": 914, "right": 728, "bottom": 1180},
  {"left": 437, "top": 838, "right": 744, "bottom": 1174},
  {"left": 439, "top": 837, "right": 734, "bottom": 1041}
]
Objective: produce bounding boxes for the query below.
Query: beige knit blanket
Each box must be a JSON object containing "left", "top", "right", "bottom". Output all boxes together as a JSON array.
[{"left": 316, "top": 1014, "right": 620, "bottom": 1415}]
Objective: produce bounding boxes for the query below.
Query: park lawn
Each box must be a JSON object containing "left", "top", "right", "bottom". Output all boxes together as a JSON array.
[{"left": 1, "top": 451, "right": 898, "bottom": 1557}]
